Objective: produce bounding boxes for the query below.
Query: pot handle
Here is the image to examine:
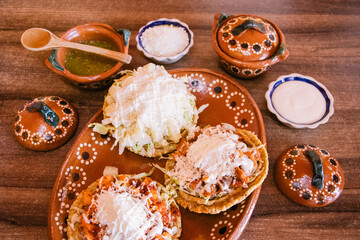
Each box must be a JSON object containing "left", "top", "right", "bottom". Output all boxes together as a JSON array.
[
  {"left": 45, "top": 49, "right": 66, "bottom": 76},
  {"left": 305, "top": 150, "right": 324, "bottom": 189},
  {"left": 213, "top": 13, "right": 230, "bottom": 33},
  {"left": 113, "top": 28, "right": 131, "bottom": 47},
  {"left": 26, "top": 101, "right": 60, "bottom": 127},
  {"left": 231, "top": 20, "right": 266, "bottom": 36},
  {"left": 269, "top": 43, "right": 289, "bottom": 64}
]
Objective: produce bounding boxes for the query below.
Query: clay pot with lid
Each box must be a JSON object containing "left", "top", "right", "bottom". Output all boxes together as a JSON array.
[{"left": 212, "top": 13, "right": 289, "bottom": 79}]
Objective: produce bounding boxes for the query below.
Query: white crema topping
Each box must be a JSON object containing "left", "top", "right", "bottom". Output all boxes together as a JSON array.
[{"left": 102, "top": 63, "right": 198, "bottom": 155}]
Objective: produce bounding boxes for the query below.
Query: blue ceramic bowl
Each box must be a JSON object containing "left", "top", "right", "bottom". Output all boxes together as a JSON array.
[
  {"left": 136, "top": 18, "right": 194, "bottom": 64},
  {"left": 265, "top": 73, "right": 334, "bottom": 129}
]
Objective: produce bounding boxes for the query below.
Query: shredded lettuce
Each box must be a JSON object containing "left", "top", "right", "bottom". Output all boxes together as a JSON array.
[
  {"left": 90, "top": 63, "right": 202, "bottom": 157},
  {"left": 89, "top": 123, "right": 111, "bottom": 135},
  {"left": 133, "top": 167, "right": 155, "bottom": 179}
]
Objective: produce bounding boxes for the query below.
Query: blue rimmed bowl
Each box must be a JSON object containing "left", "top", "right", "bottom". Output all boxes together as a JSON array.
[
  {"left": 265, "top": 73, "right": 334, "bottom": 129},
  {"left": 136, "top": 18, "right": 194, "bottom": 64}
]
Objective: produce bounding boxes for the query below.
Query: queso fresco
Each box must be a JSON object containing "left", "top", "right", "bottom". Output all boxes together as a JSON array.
[{"left": 64, "top": 39, "right": 118, "bottom": 76}]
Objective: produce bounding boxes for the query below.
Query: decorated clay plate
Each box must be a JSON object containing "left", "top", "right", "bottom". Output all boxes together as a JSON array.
[{"left": 48, "top": 68, "right": 266, "bottom": 240}]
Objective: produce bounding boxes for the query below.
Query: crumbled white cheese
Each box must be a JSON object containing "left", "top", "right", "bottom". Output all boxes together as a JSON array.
[
  {"left": 92, "top": 187, "right": 164, "bottom": 240},
  {"left": 141, "top": 25, "right": 189, "bottom": 57},
  {"left": 170, "top": 124, "right": 255, "bottom": 196}
]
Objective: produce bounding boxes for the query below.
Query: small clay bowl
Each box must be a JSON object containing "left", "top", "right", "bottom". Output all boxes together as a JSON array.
[
  {"left": 212, "top": 13, "right": 289, "bottom": 79},
  {"left": 13, "top": 96, "right": 78, "bottom": 151},
  {"left": 45, "top": 23, "right": 131, "bottom": 89},
  {"left": 275, "top": 144, "right": 344, "bottom": 207},
  {"left": 136, "top": 18, "right": 194, "bottom": 64}
]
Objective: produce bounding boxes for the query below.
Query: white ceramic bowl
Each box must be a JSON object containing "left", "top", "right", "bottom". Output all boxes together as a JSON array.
[
  {"left": 265, "top": 73, "right": 334, "bottom": 129},
  {"left": 136, "top": 18, "right": 194, "bottom": 64}
]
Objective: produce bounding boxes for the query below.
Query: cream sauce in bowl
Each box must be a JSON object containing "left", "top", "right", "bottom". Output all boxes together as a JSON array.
[
  {"left": 272, "top": 81, "right": 326, "bottom": 124},
  {"left": 265, "top": 74, "right": 334, "bottom": 129}
]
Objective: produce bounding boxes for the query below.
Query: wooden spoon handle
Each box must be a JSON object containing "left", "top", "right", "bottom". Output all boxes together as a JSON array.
[{"left": 53, "top": 38, "right": 132, "bottom": 64}]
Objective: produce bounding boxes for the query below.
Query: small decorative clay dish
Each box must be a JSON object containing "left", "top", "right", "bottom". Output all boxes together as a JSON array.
[
  {"left": 13, "top": 96, "right": 78, "bottom": 151},
  {"left": 136, "top": 18, "right": 194, "bottom": 64},
  {"left": 265, "top": 73, "right": 334, "bottom": 129},
  {"left": 45, "top": 23, "right": 131, "bottom": 89},
  {"left": 275, "top": 144, "right": 344, "bottom": 207},
  {"left": 212, "top": 13, "right": 289, "bottom": 79}
]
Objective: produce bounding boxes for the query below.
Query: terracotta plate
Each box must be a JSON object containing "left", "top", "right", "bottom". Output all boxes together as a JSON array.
[{"left": 48, "top": 68, "right": 266, "bottom": 240}]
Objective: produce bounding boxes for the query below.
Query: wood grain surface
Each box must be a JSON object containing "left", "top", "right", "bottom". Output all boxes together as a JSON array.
[{"left": 0, "top": 0, "right": 359, "bottom": 239}]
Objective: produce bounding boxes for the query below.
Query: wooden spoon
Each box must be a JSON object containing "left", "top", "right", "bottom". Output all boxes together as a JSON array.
[{"left": 21, "top": 28, "right": 132, "bottom": 64}]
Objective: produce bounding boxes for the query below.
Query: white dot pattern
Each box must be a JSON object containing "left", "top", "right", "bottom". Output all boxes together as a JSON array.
[{"left": 53, "top": 71, "right": 262, "bottom": 239}]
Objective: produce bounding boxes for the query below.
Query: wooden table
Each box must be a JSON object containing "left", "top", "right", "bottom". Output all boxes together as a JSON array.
[{"left": 1, "top": 0, "right": 359, "bottom": 239}]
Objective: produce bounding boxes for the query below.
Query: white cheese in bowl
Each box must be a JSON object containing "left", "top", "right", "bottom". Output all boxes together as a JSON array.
[{"left": 141, "top": 25, "right": 189, "bottom": 57}]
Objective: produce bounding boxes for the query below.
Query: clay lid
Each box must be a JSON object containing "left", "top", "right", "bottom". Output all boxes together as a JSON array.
[
  {"left": 217, "top": 15, "right": 279, "bottom": 61},
  {"left": 13, "top": 96, "right": 78, "bottom": 151},
  {"left": 275, "top": 144, "right": 344, "bottom": 207}
]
